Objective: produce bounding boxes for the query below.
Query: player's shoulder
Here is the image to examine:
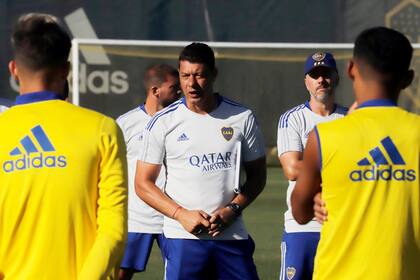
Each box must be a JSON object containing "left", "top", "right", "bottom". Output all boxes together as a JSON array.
[
  {"left": 218, "top": 95, "right": 258, "bottom": 122},
  {"left": 59, "top": 102, "right": 119, "bottom": 130},
  {"left": 400, "top": 107, "right": 420, "bottom": 120},
  {"left": 280, "top": 103, "right": 307, "bottom": 118},
  {"left": 398, "top": 108, "right": 420, "bottom": 132},
  {"left": 67, "top": 102, "right": 107, "bottom": 120},
  {"left": 116, "top": 105, "right": 147, "bottom": 125},
  {"left": 278, "top": 103, "right": 307, "bottom": 128},
  {"left": 219, "top": 95, "right": 249, "bottom": 111},
  {"left": 217, "top": 95, "right": 253, "bottom": 117},
  {"left": 145, "top": 99, "right": 183, "bottom": 131}
]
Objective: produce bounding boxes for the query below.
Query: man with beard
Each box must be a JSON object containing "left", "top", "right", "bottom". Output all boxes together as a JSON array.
[
  {"left": 293, "top": 27, "right": 420, "bottom": 280},
  {"left": 277, "top": 52, "right": 347, "bottom": 280}
]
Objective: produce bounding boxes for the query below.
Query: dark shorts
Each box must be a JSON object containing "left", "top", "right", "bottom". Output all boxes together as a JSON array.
[
  {"left": 163, "top": 236, "right": 259, "bottom": 280},
  {"left": 280, "top": 231, "right": 320, "bottom": 280},
  {"left": 120, "top": 232, "right": 165, "bottom": 272}
]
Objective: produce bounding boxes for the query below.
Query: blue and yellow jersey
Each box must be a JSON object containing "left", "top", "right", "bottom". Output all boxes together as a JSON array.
[
  {"left": 0, "top": 92, "right": 127, "bottom": 279},
  {"left": 313, "top": 99, "right": 420, "bottom": 280}
]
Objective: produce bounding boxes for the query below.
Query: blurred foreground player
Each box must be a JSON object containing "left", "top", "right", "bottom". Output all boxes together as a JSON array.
[
  {"left": 0, "top": 13, "right": 127, "bottom": 279},
  {"left": 292, "top": 27, "right": 420, "bottom": 280},
  {"left": 136, "top": 43, "right": 266, "bottom": 280},
  {"left": 116, "top": 64, "right": 180, "bottom": 279}
]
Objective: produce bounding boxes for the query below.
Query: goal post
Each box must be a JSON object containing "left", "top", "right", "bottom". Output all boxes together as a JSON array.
[{"left": 70, "top": 38, "right": 420, "bottom": 148}]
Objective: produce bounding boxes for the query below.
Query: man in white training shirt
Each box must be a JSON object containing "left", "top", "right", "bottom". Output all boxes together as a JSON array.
[
  {"left": 136, "top": 43, "right": 267, "bottom": 280},
  {"left": 116, "top": 64, "right": 180, "bottom": 280},
  {"left": 277, "top": 52, "right": 347, "bottom": 280}
]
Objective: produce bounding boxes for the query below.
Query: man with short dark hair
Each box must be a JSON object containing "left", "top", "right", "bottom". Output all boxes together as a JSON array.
[
  {"left": 277, "top": 51, "right": 347, "bottom": 280},
  {"left": 0, "top": 13, "right": 127, "bottom": 279},
  {"left": 136, "top": 43, "right": 266, "bottom": 279},
  {"left": 117, "top": 64, "right": 180, "bottom": 280},
  {"left": 292, "top": 27, "right": 420, "bottom": 279}
]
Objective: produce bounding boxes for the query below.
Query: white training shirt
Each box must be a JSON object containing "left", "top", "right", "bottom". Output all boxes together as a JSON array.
[
  {"left": 117, "top": 105, "right": 165, "bottom": 233},
  {"left": 277, "top": 101, "right": 347, "bottom": 233},
  {"left": 139, "top": 95, "right": 265, "bottom": 240}
]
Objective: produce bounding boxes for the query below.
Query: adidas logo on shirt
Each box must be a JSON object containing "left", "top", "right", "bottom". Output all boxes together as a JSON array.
[
  {"left": 177, "top": 133, "right": 189, "bottom": 142},
  {"left": 2, "top": 125, "right": 67, "bottom": 173},
  {"left": 349, "top": 136, "right": 416, "bottom": 182}
]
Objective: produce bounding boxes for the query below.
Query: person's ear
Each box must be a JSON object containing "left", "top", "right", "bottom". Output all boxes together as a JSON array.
[
  {"left": 347, "top": 60, "right": 355, "bottom": 81},
  {"left": 399, "top": 69, "right": 414, "bottom": 90},
  {"left": 8, "top": 60, "right": 19, "bottom": 83},
  {"left": 151, "top": 86, "right": 159, "bottom": 97}
]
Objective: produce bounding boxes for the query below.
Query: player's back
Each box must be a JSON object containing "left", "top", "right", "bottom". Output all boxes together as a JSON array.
[
  {"left": 0, "top": 95, "right": 126, "bottom": 279},
  {"left": 314, "top": 101, "right": 420, "bottom": 280}
]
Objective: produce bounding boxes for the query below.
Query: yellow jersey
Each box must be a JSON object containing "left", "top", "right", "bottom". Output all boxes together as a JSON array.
[
  {"left": 314, "top": 99, "right": 420, "bottom": 280},
  {"left": 0, "top": 92, "right": 128, "bottom": 280}
]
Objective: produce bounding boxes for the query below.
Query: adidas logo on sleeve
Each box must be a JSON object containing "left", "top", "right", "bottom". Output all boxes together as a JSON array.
[
  {"left": 2, "top": 125, "right": 67, "bottom": 173},
  {"left": 349, "top": 136, "right": 416, "bottom": 182}
]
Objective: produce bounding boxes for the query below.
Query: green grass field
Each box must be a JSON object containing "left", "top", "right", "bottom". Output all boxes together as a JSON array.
[{"left": 135, "top": 166, "right": 288, "bottom": 280}]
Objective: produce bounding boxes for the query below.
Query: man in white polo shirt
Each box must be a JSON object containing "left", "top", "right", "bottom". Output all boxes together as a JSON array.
[
  {"left": 277, "top": 52, "right": 347, "bottom": 280},
  {"left": 136, "top": 42, "right": 266, "bottom": 280},
  {"left": 116, "top": 64, "right": 180, "bottom": 280}
]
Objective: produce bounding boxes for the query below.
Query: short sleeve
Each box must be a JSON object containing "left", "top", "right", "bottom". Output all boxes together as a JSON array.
[
  {"left": 277, "top": 113, "right": 303, "bottom": 156},
  {"left": 138, "top": 119, "right": 165, "bottom": 165},
  {"left": 242, "top": 111, "right": 266, "bottom": 162}
]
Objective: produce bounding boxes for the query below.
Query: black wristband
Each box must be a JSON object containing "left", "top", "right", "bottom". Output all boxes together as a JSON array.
[{"left": 226, "top": 202, "right": 242, "bottom": 217}]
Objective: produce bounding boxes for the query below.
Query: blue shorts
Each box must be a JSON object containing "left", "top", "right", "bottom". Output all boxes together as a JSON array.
[
  {"left": 163, "top": 236, "right": 259, "bottom": 280},
  {"left": 120, "top": 232, "right": 165, "bottom": 272},
  {"left": 280, "top": 232, "right": 320, "bottom": 280}
]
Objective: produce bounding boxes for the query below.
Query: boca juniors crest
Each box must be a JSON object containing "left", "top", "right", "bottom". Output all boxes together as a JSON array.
[
  {"left": 221, "top": 127, "right": 234, "bottom": 141},
  {"left": 312, "top": 52, "right": 326, "bottom": 61},
  {"left": 286, "top": 267, "right": 296, "bottom": 279}
]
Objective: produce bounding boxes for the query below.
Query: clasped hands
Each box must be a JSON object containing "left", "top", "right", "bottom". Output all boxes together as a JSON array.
[{"left": 174, "top": 206, "right": 236, "bottom": 237}]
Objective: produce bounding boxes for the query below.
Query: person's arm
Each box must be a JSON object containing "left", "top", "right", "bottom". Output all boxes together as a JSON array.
[
  {"left": 277, "top": 112, "right": 303, "bottom": 180},
  {"left": 135, "top": 161, "right": 211, "bottom": 234},
  {"left": 79, "top": 117, "right": 128, "bottom": 279},
  {"left": 209, "top": 111, "right": 267, "bottom": 236},
  {"left": 291, "top": 130, "right": 322, "bottom": 224},
  {"left": 279, "top": 151, "right": 303, "bottom": 181},
  {"left": 209, "top": 157, "right": 266, "bottom": 236},
  {"left": 313, "top": 192, "right": 327, "bottom": 224}
]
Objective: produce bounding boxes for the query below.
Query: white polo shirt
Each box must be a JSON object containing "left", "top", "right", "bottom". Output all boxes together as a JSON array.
[
  {"left": 139, "top": 95, "right": 265, "bottom": 240},
  {"left": 117, "top": 105, "right": 165, "bottom": 233},
  {"left": 277, "top": 101, "right": 347, "bottom": 233}
]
